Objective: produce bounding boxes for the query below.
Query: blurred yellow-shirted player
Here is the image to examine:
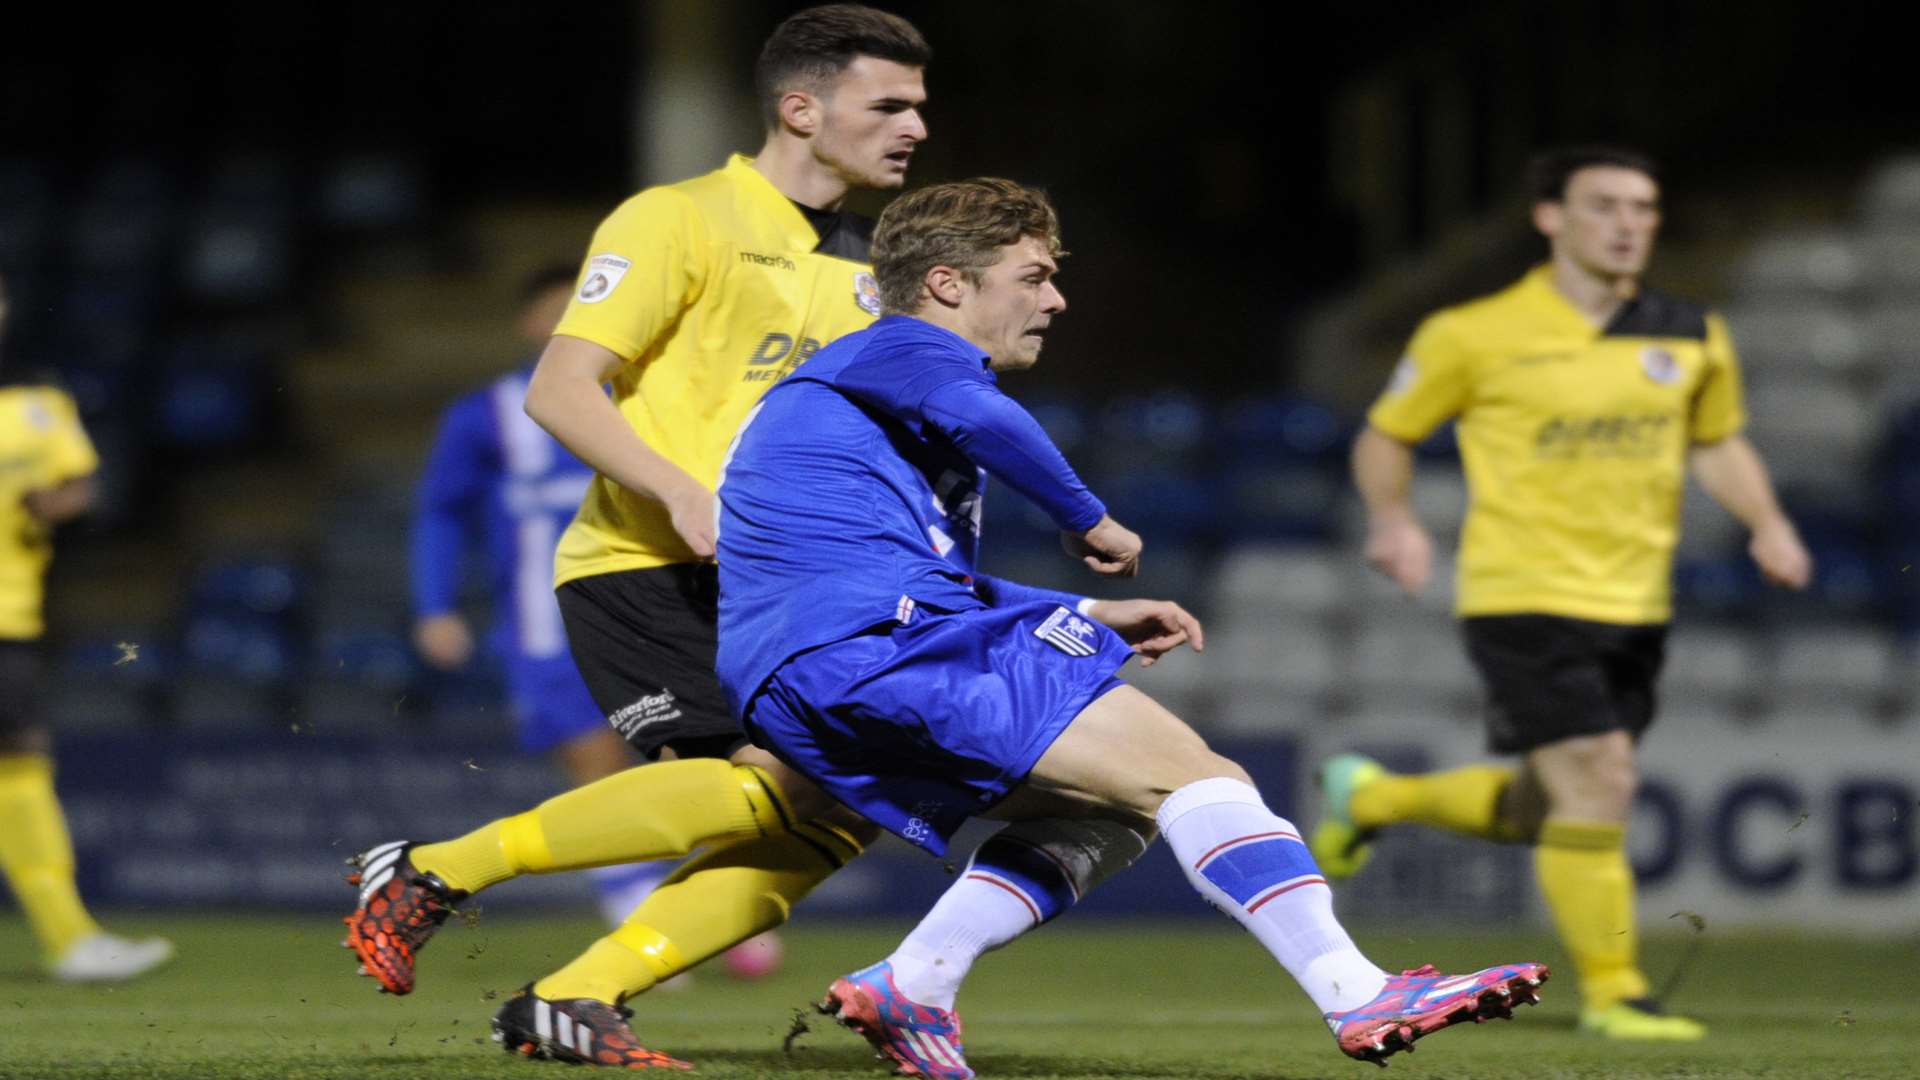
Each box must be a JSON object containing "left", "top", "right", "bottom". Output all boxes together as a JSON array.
[
  {"left": 0, "top": 273, "right": 173, "bottom": 981},
  {"left": 341, "top": 5, "right": 933, "bottom": 1066},
  {"left": 1312, "top": 147, "right": 1812, "bottom": 1041}
]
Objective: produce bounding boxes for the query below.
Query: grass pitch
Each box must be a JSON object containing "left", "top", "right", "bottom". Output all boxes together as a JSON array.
[{"left": 0, "top": 913, "right": 1909, "bottom": 1079}]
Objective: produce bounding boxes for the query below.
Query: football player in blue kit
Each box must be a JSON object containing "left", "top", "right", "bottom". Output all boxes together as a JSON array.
[{"left": 712, "top": 178, "right": 1550, "bottom": 1079}]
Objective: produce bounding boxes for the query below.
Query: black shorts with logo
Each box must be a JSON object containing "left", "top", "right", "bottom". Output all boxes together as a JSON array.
[
  {"left": 557, "top": 565, "right": 748, "bottom": 762},
  {"left": 1461, "top": 614, "right": 1668, "bottom": 755},
  {"left": 0, "top": 639, "right": 47, "bottom": 738}
]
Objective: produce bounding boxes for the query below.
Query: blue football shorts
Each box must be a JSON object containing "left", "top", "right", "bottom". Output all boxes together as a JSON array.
[
  {"left": 505, "top": 653, "right": 609, "bottom": 755},
  {"left": 742, "top": 601, "right": 1132, "bottom": 856}
]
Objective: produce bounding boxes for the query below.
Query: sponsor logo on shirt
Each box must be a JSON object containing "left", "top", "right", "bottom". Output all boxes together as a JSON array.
[
  {"left": 1640, "top": 346, "right": 1681, "bottom": 385},
  {"left": 742, "top": 332, "right": 823, "bottom": 383},
  {"left": 738, "top": 251, "right": 797, "bottom": 270},
  {"left": 1534, "top": 413, "right": 1674, "bottom": 460},
  {"left": 854, "top": 271, "right": 883, "bottom": 316},
  {"left": 1034, "top": 605, "right": 1100, "bottom": 657},
  {"left": 576, "top": 254, "right": 632, "bottom": 304},
  {"left": 1384, "top": 355, "right": 1418, "bottom": 396}
]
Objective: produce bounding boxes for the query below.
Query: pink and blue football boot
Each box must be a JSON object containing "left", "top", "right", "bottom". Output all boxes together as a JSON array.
[
  {"left": 1326, "top": 961, "right": 1549, "bottom": 1065},
  {"left": 819, "top": 961, "right": 972, "bottom": 1079}
]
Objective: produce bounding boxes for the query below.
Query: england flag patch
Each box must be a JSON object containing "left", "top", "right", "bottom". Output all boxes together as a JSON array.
[{"left": 1034, "top": 605, "right": 1100, "bottom": 657}]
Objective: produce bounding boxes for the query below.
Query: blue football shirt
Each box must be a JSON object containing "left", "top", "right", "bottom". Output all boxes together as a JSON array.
[{"left": 715, "top": 316, "right": 1107, "bottom": 713}]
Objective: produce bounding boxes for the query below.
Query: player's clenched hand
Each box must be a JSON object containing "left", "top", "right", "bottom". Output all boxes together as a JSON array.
[
  {"left": 1363, "top": 514, "right": 1432, "bottom": 597},
  {"left": 667, "top": 483, "right": 717, "bottom": 560},
  {"left": 414, "top": 614, "right": 475, "bottom": 670},
  {"left": 1085, "top": 599, "right": 1203, "bottom": 666},
  {"left": 1063, "top": 515, "right": 1141, "bottom": 578},
  {"left": 1750, "top": 518, "right": 1812, "bottom": 590}
]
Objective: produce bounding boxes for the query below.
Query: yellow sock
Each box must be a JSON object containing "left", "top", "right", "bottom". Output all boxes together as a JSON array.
[
  {"left": 1349, "top": 764, "right": 1527, "bottom": 841},
  {"left": 535, "top": 820, "right": 864, "bottom": 1003},
  {"left": 1536, "top": 818, "right": 1649, "bottom": 1010},
  {"left": 0, "top": 755, "right": 100, "bottom": 961},
  {"left": 411, "top": 760, "right": 793, "bottom": 894}
]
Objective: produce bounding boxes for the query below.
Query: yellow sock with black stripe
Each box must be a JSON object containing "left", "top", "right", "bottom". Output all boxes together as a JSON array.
[
  {"left": 410, "top": 759, "right": 793, "bottom": 894},
  {"left": 1536, "top": 818, "right": 1649, "bottom": 1009},
  {"left": 0, "top": 755, "right": 100, "bottom": 961},
  {"left": 1349, "top": 764, "right": 1529, "bottom": 842},
  {"left": 534, "top": 820, "right": 865, "bottom": 1003}
]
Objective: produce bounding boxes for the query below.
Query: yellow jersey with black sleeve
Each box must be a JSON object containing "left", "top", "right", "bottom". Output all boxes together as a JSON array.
[
  {"left": 1367, "top": 264, "right": 1746, "bottom": 625},
  {"left": 549, "top": 154, "right": 883, "bottom": 586},
  {"left": 0, "top": 386, "right": 99, "bottom": 640}
]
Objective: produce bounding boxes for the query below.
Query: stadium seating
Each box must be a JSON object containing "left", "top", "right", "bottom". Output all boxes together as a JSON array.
[{"left": 15, "top": 149, "right": 1918, "bottom": 752}]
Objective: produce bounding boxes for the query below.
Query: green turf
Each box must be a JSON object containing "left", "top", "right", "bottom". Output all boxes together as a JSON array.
[{"left": 0, "top": 913, "right": 1908, "bottom": 1079}]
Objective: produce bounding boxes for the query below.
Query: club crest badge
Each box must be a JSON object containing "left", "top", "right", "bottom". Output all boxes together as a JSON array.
[
  {"left": 577, "top": 254, "right": 631, "bottom": 305},
  {"left": 1385, "top": 355, "right": 1418, "bottom": 396},
  {"left": 1034, "top": 605, "right": 1100, "bottom": 657},
  {"left": 854, "top": 271, "right": 883, "bottom": 316},
  {"left": 1640, "top": 346, "right": 1680, "bottom": 385}
]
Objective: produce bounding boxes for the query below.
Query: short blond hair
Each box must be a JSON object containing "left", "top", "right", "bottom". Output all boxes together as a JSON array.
[{"left": 872, "top": 178, "right": 1063, "bottom": 315}]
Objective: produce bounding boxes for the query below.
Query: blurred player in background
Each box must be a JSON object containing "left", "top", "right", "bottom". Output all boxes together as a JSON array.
[
  {"left": 1313, "top": 146, "right": 1812, "bottom": 1040},
  {"left": 720, "top": 178, "right": 1547, "bottom": 1078},
  {"left": 344, "top": 5, "right": 928, "bottom": 1065},
  {"left": 409, "top": 266, "right": 776, "bottom": 977},
  {"left": 0, "top": 272, "right": 173, "bottom": 981}
]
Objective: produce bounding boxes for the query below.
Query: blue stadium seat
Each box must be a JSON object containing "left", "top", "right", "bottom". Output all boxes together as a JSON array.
[
  {"left": 1672, "top": 558, "right": 1763, "bottom": 618},
  {"left": 156, "top": 337, "right": 276, "bottom": 449},
  {"left": 1218, "top": 396, "right": 1353, "bottom": 465},
  {"left": 312, "top": 630, "right": 417, "bottom": 691},
  {"left": 181, "top": 214, "right": 293, "bottom": 306},
  {"left": 180, "top": 613, "right": 298, "bottom": 685},
  {"left": 187, "top": 557, "right": 304, "bottom": 619}
]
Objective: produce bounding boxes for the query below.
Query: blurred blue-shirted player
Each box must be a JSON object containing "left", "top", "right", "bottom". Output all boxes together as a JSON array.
[
  {"left": 715, "top": 179, "right": 1549, "bottom": 1078},
  {"left": 409, "top": 266, "right": 663, "bottom": 925}
]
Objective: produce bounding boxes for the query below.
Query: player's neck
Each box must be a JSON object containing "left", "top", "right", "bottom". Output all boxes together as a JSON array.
[
  {"left": 908, "top": 304, "right": 988, "bottom": 356},
  {"left": 1548, "top": 254, "right": 1637, "bottom": 327},
  {"left": 752, "top": 135, "right": 853, "bottom": 212}
]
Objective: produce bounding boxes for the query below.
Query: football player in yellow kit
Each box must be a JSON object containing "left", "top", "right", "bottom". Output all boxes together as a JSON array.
[
  {"left": 1314, "top": 146, "right": 1811, "bottom": 1041},
  {"left": 343, "top": 5, "right": 932, "bottom": 1068}
]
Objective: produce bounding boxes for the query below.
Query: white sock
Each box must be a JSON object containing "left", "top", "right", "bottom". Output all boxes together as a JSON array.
[
  {"left": 586, "top": 861, "right": 676, "bottom": 926},
  {"left": 884, "top": 864, "right": 1041, "bottom": 1010},
  {"left": 1156, "top": 777, "right": 1387, "bottom": 1013},
  {"left": 884, "top": 817, "right": 1148, "bottom": 1010}
]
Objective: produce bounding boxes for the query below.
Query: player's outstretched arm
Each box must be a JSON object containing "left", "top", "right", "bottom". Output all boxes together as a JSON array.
[
  {"left": 21, "top": 475, "right": 94, "bottom": 526},
  {"left": 526, "top": 334, "right": 716, "bottom": 557},
  {"left": 1689, "top": 434, "right": 1811, "bottom": 590},
  {"left": 1351, "top": 425, "right": 1432, "bottom": 597},
  {"left": 1062, "top": 514, "right": 1141, "bottom": 578},
  {"left": 1083, "top": 598, "right": 1203, "bottom": 667},
  {"left": 410, "top": 397, "right": 490, "bottom": 670}
]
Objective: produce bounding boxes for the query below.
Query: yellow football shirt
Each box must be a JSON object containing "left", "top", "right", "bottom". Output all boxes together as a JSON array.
[
  {"left": 0, "top": 386, "right": 99, "bottom": 640},
  {"left": 1368, "top": 264, "right": 1746, "bottom": 625},
  {"left": 549, "top": 154, "right": 883, "bottom": 585}
]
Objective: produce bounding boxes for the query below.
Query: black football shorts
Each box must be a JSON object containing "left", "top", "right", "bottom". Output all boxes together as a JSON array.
[
  {"left": 557, "top": 564, "right": 748, "bottom": 761},
  {"left": 1460, "top": 614, "right": 1668, "bottom": 755},
  {"left": 0, "top": 639, "right": 47, "bottom": 739}
]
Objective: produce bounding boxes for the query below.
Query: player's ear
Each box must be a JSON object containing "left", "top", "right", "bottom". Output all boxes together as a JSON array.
[
  {"left": 777, "top": 89, "right": 821, "bottom": 137},
  {"left": 924, "top": 265, "right": 967, "bottom": 307},
  {"left": 1531, "top": 199, "right": 1562, "bottom": 239}
]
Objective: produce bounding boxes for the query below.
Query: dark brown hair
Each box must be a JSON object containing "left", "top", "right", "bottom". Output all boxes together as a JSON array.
[
  {"left": 755, "top": 5, "right": 931, "bottom": 129},
  {"left": 1527, "top": 145, "right": 1660, "bottom": 202},
  {"left": 872, "top": 178, "right": 1063, "bottom": 315}
]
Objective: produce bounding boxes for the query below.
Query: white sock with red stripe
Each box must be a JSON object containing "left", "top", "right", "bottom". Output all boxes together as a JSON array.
[
  {"left": 885, "top": 818, "right": 1147, "bottom": 1010},
  {"left": 1157, "top": 777, "right": 1387, "bottom": 1013}
]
